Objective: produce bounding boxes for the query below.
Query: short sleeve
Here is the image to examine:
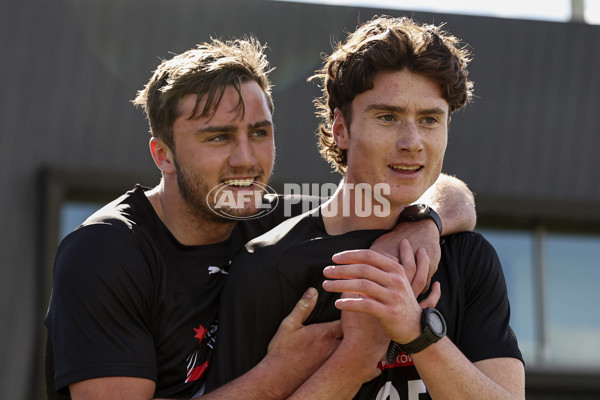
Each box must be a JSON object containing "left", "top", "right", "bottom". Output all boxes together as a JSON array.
[
  {"left": 448, "top": 233, "right": 523, "bottom": 363},
  {"left": 45, "top": 223, "right": 157, "bottom": 393}
]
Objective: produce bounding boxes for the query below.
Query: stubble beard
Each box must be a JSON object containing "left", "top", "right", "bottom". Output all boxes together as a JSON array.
[
  {"left": 174, "top": 157, "right": 268, "bottom": 223},
  {"left": 174, "top": 158, "right": 230, "bottom": 225}
]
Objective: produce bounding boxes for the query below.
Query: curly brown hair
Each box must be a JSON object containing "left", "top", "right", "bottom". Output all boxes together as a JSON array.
[
  {"left": 132, "top": 37, "right": 274, "bottom": 151},
  {"left": 311, "top": 16, "right": 474, "bottom": 174}
]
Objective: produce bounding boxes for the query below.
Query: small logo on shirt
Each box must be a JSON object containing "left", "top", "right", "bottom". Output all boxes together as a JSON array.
[
  {"left": 208, "top": 265, "right": 229, "bottom": 274},
  {"left": 185, "top": 322, "right": 217, "bottom": 383},
  {"left": 208, "top": 260, "right": 231, "bottom": 275}
]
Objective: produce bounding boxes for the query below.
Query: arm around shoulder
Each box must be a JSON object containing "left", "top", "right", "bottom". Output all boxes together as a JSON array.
[{"left": 418, "top": 173, "right": 476, "bottom": 234}]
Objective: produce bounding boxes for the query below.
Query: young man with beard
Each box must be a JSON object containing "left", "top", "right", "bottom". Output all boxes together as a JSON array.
[
  {"left": 208, "top": 17, "right": 525, "bottom": 399},
  {"left": 45, "top": 37, "right": 476, "bottom": 399}
]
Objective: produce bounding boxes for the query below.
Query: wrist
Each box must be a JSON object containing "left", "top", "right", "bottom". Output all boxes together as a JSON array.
[
  {"left": 386, "top": 308, "right": 447, "bottom": 362},
  {"left": 398, "top": 204, "right": 442, "bottom": 237},
  {"left": 256, "top": 354, "right": 305, "bottom": 399},
  {"left": 335, "top": 340, "right": 382, "bottom": 381}
]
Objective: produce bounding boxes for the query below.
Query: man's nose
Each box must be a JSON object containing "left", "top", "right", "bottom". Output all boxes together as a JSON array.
[
  {"left": 395, "top": 121, "right": 423, "bottom": 152},
  {"left": 229, "top": 136, "right": 257, "bottom": 168}
]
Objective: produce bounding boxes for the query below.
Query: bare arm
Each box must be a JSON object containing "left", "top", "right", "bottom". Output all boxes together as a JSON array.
[
  {"left": 418, "top": 173, "right": 476, "bottom": 235},
  {"left": 413, "top": 342, "right": 525, "bottom": 399},
  {"left": 70, "top": 289, "right": 342, "bottom": 400},
  {"left": 369, "top": 174, "right": 474, "bottom": 285}
]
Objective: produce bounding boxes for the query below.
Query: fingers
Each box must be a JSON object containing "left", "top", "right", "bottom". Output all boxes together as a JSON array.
[
  {"left": 323, "top": 262, "right": 403, "bottom": 294},
  {"left": 398, "top": 239, "right": 417, "bottom": 281},
  {"left": 331, "top": 249, "right": 402, "bottom": 274},
  {"left": 409, "top": 247, "right": 430, "bottom": 296},
  {"left": 333, "top": 295, "right": 388, "bottom": 318},
  {"left": 370, "top": 248, "right": 399, "bottom": 263},
  {"left": 281, "top": 287, "right": 318, "bottom": 328},
  {"left": 418, "top": 281, "right": 441, "bottom": 309},
  {"left": 325, "top": 249, "right": 407, "bottom": 284}
]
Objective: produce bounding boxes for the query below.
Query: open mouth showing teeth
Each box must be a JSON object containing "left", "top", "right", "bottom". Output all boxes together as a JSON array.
[
  {"left": 222, "top": 178, "right": 255, "bottom": 187},
  {"left": 390, "top": 165, "right": 422, "bottom": 172}
]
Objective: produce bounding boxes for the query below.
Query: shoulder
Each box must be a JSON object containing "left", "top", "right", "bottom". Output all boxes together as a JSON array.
[
  {"left": 227, "top": 211, "right": 323, "bottom": 283},
  {"left": 442, "top": 231, "right": 498, "bottom": 261},
  {"left": 239, "top": 193, "right": 324, "bottom": 239},
  {"left": 440, "top": 231, "right": 502, "bottom": 279},
  {"left": 245, "top": 209, "right": 322, "bottom": 253},
  {"left": 54, "top": 189, "right": 156, "bottom": 285}
]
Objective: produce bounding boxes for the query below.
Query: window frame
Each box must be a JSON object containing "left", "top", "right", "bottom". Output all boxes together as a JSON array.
[
  {"left": 38, "top": 166, "right": 158, "bottom": 399},
  {"left": 475, "top": 194, "right": 600, "bottom": 396}
]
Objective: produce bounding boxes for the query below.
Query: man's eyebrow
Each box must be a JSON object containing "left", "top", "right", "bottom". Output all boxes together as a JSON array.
[
  {"left": 249, "top": 120, "right": 273, "bottom": 129},
  {"left": 195, "top": 119, "right": 272, "bottom": 135},
  {"left": 366, "top": 104, "right": 405, "bottom": 113},
  {"left": 196, "top": 125, "right": 237, "bottom": 134},
  {"left": 365, "top": 104, "right": 447, "bottom": 115},
  {"left": 417, "top": 107, "right": 447, "bottom": 116}
]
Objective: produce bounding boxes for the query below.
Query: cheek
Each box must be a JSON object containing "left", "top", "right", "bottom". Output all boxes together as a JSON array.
[
  {"left": 259, "top": 142, "right": 276, "bottom": 167},
  {"left": 431, "top": 133, "right": 447, "bottom": 158}
]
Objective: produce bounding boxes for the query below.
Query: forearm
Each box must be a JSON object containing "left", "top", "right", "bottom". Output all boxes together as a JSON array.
[
  {"left": 411, "top": 337, "right": 525, "bottom": 399},
  {"left": 199, "top": 357, "right": 297, "bottom": 400},
  {"left": 417, "top": 173, "right": 476, "bottom": 234},
  {"left": 200, "top": 288, "right": 343, "bottom": 400},
  {"left": 286, "top": 342, "right": 378, "bottom": 400}
]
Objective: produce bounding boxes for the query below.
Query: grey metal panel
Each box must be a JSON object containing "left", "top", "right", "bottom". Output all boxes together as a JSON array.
[{"left": 443, "top": 17, "right": 600, "bottom": 205}]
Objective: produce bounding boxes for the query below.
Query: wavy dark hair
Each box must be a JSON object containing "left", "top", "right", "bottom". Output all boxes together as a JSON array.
[
  {"left": 311, "top": 16, "right": 474, "bottom": 173},
  {"left": 132, "top": 37, "right": 274, "bottom": 151}
]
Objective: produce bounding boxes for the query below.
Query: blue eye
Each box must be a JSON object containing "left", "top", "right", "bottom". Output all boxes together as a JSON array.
[
  {"left": 209, "top": 135, "right": 227, "bottom": 142},
  {"left": 379, "top": 114, "right": 395, "bottom": 122},
  {"left": 252, "top": 130, "right": 267, "bottom": 138}
]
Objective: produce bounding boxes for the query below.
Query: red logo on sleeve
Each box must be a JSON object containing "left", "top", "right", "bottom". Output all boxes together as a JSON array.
[{"left": 378, "top": 352, "right": 415, "bottom": 370}]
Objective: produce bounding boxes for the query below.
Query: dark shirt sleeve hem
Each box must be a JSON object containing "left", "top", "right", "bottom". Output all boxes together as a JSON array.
[{"left": 54, "top": 364, "right": 156, "bottom": 394}]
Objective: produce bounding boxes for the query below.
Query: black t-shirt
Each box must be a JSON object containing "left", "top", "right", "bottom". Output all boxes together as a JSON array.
[
  {"left": 44, "top": 185, "right": 309, "bottom": 398},
  {"left": 206, "top": 208, "right": 523, "bottom": 398}
]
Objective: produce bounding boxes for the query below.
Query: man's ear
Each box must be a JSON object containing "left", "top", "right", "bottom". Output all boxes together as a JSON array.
[
  {"left": 149, "top": 137, "right": 176, "bottom": 175},
  {"left": 332, "top": 108, "right": 349, "bottom": 150}
]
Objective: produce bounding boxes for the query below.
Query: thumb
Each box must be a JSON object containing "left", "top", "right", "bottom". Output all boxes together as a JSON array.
[{"left": 283, "top": 287, "right": 318, "bottom": 327}]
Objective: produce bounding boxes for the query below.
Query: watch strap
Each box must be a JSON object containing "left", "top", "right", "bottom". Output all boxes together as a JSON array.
[
  {"left": 398, "top": 204, "right": 443, "bottom": 236},
  {"left": 385, "top": 308, "right": 446, "bottom": 361}
]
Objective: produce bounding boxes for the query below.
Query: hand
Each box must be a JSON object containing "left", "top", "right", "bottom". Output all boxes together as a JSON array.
[
  {"left": 370, "top": 218, "right": 441, "bottom": 293},
  {"left": 263, "top": 288, "right": 343, "bottom": 392},
  {"left": 322, "top": 243, "right": 441, "bottom": 344}
]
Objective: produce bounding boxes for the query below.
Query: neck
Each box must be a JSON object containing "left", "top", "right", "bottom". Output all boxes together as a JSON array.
[
  {"left": 321, "top": 181, "right": 404, "bottom": 236},
  {"left": 146, "top": 183, "right": 236, "bottom": 246}
]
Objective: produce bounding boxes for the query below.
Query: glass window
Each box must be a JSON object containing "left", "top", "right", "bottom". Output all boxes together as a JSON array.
[
  {"left": 544, "top": 232, "right": 600, "bottom": 367},
  {"left": 478, "top": 227, "right": 600, "bottom": 369},
  {"left": 477, "top": 229, "right": 538, "bottom": 364},
  {"left": 58, "top": 201, "right": 103, "bottom": 241}
]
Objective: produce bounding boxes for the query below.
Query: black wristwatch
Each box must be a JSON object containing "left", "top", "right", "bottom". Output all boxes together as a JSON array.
[
  {"left": 385, "top": 307, "right": 447, "bottom": 363},
  {"left": 398, "top": 204, "right": 443, "bottom": 236}
]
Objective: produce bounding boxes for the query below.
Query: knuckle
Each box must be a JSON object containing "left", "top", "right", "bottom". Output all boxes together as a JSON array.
[
  {"left": 389, "top": 274, "right": 403, "bottom": 288},
  {"left": 359, "top": 278, "right": 371, "bottom": 291},
  {"left": 359, "top": 263, "right": 370, "bottom": 275}
]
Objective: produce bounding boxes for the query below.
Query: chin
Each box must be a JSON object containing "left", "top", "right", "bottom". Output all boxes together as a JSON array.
[
  {"left": 389, "top": 194, "right": 422, "bottom": 208},
  {"left": 219, "top": 206, "right": 262, "bottom": 220}
]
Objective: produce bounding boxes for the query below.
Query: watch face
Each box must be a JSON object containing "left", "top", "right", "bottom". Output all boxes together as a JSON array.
[
  {"left": 415, "top": 204, "right": 428, "bottom": 215},
  {"left": 428, "top": 313, "right": 445, "bottom": 335},
  {"left": 401, "top": 204, "right": 427, "bottom": 220}
]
